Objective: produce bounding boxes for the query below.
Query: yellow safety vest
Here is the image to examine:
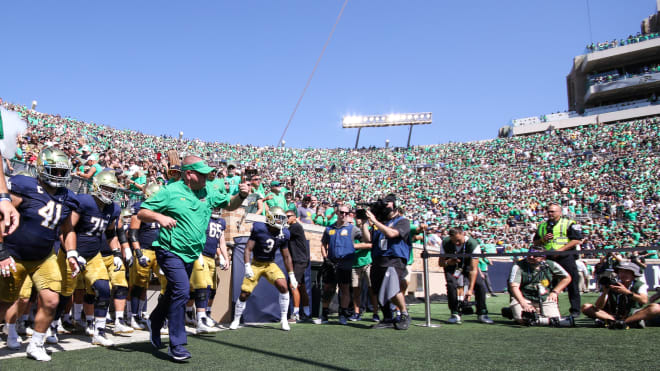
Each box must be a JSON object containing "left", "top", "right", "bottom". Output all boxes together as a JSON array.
[{"left": 539, "top": 218, "right": 571, "bottom": 250}]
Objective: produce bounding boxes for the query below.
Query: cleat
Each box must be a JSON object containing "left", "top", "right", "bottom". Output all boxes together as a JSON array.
[
  {"left": 280, "top": 319, "right": 290, "bottom": 331},
  {"left": 92, "top": 330, "right": 114, "bottom": 347},
  {"left": 372, "top": 314, "right": 380, "bottom": 322},
  {"left": 113, "top": 320, "right": 134, "bottom": 335},
  {"left": 478, "top": 315, "right": 494, "bottom": 324},
  {"left": 168, "top": 345, "right": 191, "bottom": 361},
  {"left": 195, "top": 320, "right": 214, "bottom": 334},
  {"left": 85, "top": 321, "right": 94, "bottom": 336},
  {"left": 7, "top": 335, "right": 22, "bottom": 350},
  {"left": 338, "top": 315, "right": 347, "bottom": 325},
  {"left": 56, "top": 319, "right": 67, "bottom": 334},
  {"left": 61, "top": 319, "right": 75, "bottom": 333},
  {"left": 45, "top": 327, "right": 58, "bottom": 344},
  {"left": 229, "top": 318, "right": 241, "bottom": 330},
  {"left": 204, "top": 316, "right": 217, "bottom": 327},
  {"left": 447, "top": 314, "right": 462, "bottom": 324},
  {"left": 185, "top": 311, "right": 196, "bottom": 326},
  {"left": 130, "top": 316, "right": 145, "bottom": 330},
  {"left": 25, "top": 325, "right": 34, "bottom": 337},
  {"left": 26, "top": 341, "right": 51, "bottom": 362},
  {"left": 160, "top": 320, "right": 169, "bottom": 335},
  {"left": 320, "top": 315, "right": 329, "bottom": 324},
  {"left": 288, "top": 313, "right": 299, "bottom": 323},
  {"left": 394, "top": 313, "right": 410, "bottom": 330}
]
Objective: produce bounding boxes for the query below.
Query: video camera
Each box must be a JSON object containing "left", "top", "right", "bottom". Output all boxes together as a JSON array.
[
  {"left": 598, "top": 271, "right": 619, "bottom": 288},
  {"left": 356, "top": 194, "right": 396, "bottom": 222},
  {"left": 457, "top": 300, "right": 476, "bottom": 316}
]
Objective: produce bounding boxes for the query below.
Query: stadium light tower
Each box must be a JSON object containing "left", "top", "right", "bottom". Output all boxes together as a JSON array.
[
  {"left": 31, "top": 100, "right": 38, "bottom": 110},
  {"left": 385, "top": 139, "right": 390, "bottom": 148},
  {"left": 179, "top": 131, "right": 184, "bottom": 140},
  {"left": 342, "top": 112, "right": 432, "bottom": 149}
]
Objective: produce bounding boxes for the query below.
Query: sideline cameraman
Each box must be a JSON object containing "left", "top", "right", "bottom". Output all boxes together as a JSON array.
[
  {"left": 438, "top": 228, "right": 493, "bottom": 324},
  {"left": 507, "top": 246, "right": 574, "bottom": 327},
  {"left": 534, "top": 203, "right": 583, "bottom": 318},
  {"left": 581, "top": 262, "right": 651, "bottom": 329},
  {"left": 365, "top": 194, "right": 412, "bottom": 330}
]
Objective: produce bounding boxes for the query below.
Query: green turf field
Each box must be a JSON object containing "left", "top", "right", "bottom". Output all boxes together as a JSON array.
[{"left": 2, "top": 293, "right": 657, "bottom": 370}]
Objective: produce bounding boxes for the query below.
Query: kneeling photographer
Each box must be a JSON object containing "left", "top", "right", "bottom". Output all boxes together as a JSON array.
[
  {"left": 438, "top": 228, "right": 493, "bottom": 324},
  {"left": 506, "top": 246, "right": 575, "bottom": 327},
  {"left": 581, "top": 262, "right": 651, "bottom": 329}
]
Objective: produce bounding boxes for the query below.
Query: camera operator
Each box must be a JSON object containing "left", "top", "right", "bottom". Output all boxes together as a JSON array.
[
  {"left": 581, "top": 262, "right": 651, "bottom": 329},
  {"left": 533, "top": 203, "right": 583, "bottom": 318},
  {"left": 365, "top": 194, "right": 412, "bottom": 330},
  {"left": 438, "top": 228, "right": 493, "bottom": 324},
  {"left": 507, "top": 246, "right": 575, "bottom": 327}
]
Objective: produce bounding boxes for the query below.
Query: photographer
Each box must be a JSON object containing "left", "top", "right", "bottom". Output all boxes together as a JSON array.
[
  {"left": 365, "top": 194, "right": 412, "bottom": 330},
  {"left": 581, "top": 262, "right": 650, "bottom": 329},
  {"left": 507, "top": 246, "right": 575, "bottom": 327},
  {"left": 438, "top": 228, "right": 493, "bottom": 324}
]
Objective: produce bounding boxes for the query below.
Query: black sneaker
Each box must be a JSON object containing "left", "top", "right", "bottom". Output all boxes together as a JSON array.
[
  {"left": 394, "top": 313, "right": 410, "bottom": 330},
  {"left": 371, "top": 318, "right": 395, "bottom": 329},
  {"left": 168, "top": 344, "right": 191, "bottom": 361}
]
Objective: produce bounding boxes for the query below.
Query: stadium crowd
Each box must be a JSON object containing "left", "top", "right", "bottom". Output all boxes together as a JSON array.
[
  {"left": 2, "top": 100, "right": 659, "bottom": 258},
  {"left": 585, "top": 31, "right": 660, "bottom": 53}
]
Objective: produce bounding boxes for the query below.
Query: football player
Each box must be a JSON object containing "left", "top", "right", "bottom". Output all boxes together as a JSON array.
[
  {"left": 100, "top": 216, "right": 133, "bottom": 335},
  {"left": 58, "top": 170, "right": 124, "bottom": 347},
  {"left": 128, "top": 182, "right": 168, "bottom": 331},
  {"left": 0, "top": 148, "right": 79, "bottom": 361},
  {"left": 229, "top": 207, "right": 297, "bottom": 331},
  {"left": 186, "top": 207, "right": 228, "bottom": 333}
]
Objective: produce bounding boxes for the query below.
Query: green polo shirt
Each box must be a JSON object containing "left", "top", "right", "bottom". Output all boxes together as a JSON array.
[
  {"left": 265, "top": 190, "right": 288, "bottom": 210},
  {"left": 141, "top": 180, "right": 230, "bottom": 263}
]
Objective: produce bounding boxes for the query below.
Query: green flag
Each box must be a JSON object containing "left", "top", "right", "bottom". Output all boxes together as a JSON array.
[{"left": 0, "top": 109, "right": 4, "bottom": 139}]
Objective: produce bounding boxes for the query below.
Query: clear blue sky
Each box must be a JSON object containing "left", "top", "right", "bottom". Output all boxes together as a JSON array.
[{"left": 1, "top": 0, "right": 656, "bottom": 148}]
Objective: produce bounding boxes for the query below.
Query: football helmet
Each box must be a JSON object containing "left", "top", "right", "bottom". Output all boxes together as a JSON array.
[
  {"left": 265, "top": 206, "right": 287, "bottom": 229},
  {"left": 120, "top": 208, "right": 132, "bottom": 224},
  {"left": 144, "top": 182, "right": 162, "bottom": 199},
  {"left": 211, "top": 207, "right": 222, "bottom": 219},
  {"left": 92, "top": 170, "right": 120, "bottom": 204},
  {"left": 36, "top": 147, "right": 72, "bottom": 188}
]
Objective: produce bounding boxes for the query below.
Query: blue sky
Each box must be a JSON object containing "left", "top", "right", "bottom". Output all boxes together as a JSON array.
[{"left": 1, "top": 1, "right": 656, "bottom": 148}]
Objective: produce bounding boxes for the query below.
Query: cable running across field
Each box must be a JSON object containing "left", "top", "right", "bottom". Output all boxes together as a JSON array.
[{"left": 277, "top": 0, "right": 349, "bottom": 147}]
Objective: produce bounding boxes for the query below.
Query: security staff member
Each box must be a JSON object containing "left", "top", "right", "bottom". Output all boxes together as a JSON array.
[{"left": 534, "top": 203, "right": 583, "bottom": 318}]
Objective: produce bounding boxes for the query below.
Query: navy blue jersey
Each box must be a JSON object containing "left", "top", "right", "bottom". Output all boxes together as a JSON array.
[
  {"left": 100, "top": 219, "right": 122, "bottom": 257},
  {"left": 131, "top": 201, "right": 159, "bottom": 249},
  {"left": 75, "top": 194, "right": 121, "bottom": 259},
  {"left": 5, "top": 175, "right": 79, "bottom": 261},
  {"left": 249, "top": 222, "right": 290, "bottom": 262},
  {"left": 202, "top": 217, "right": 226, "bottom": 258}
]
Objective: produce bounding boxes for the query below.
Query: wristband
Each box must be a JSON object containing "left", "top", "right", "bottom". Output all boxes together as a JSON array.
[
  {"left": 112, "top": 249, "right": 122, "bottom": 258},
  {"left": 288, "top": 271, "right": 295, "bottom": 277},
  {"left": 551, "top": 290, "right": 559, "bottom": 294},
  {"left": 66, "top": 250, "right": 79, "bottom": 259},
  {"left": 135, "top": 249, "right": 143, "bottom": 258},
  {"left": 0, "top": 193, "right": 11, "bottom": 202}
]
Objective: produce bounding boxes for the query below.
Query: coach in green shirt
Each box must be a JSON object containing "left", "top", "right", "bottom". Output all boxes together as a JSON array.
[{"left": 137, "top": 155, "right": 248, "bottom": 360}]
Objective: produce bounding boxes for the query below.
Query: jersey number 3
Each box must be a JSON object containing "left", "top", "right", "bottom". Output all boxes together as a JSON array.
[{"left": 38, "top": 201, "right": 63, "bottom": 229}]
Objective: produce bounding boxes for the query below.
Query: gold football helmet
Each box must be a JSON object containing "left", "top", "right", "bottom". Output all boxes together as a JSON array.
[
  {"left": 36, "top": 147, "right": 72, "bottom": 188},
  {"left": 92, "top": 170, "right": 120, "bottom": 204}
]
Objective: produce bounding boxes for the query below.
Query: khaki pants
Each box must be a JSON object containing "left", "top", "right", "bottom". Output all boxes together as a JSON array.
[{"left": 510, "top": 297, "right": 561, "bottom": 320}]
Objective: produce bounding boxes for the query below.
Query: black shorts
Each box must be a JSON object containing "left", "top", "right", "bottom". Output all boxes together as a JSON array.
[
  {"left": 292, "top": 261, "right": 308, "bottom": 284},
  {"left": 322, "top": 258, "right": 352, "bottom": 285}
]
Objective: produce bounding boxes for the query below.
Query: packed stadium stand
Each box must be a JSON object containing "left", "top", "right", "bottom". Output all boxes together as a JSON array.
[{"left": 2, "top": 99, "right": 658, "bottom": 258}]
